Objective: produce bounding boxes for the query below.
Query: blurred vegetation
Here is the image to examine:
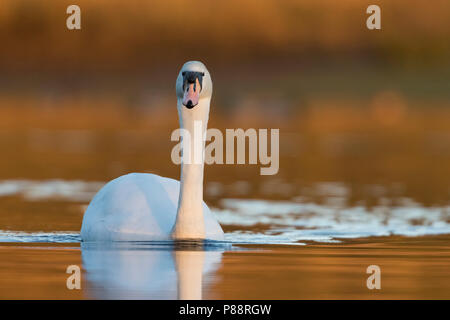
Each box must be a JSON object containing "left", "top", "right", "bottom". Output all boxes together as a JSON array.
[{"left": 0, "top": 0, "right": 449, "bottom": 73}]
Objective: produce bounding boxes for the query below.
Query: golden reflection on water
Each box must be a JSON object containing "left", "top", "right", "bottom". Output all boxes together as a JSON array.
[{"left": 0, "top": 235, "right": 449, "bottom": 299}]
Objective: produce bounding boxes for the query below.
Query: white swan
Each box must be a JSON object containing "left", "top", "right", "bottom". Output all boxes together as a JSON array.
[
  {"left": 81, "top": 242, "right": 224, "bottom": 299},
  {"left": 81, "top": 61, "right": 224, "bottom": 241}
]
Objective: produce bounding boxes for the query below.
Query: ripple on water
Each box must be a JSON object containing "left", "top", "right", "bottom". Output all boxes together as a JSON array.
[
  {"left": 0, "top": 231, "right": 81, "bottom": 243},
  {"left": 0, "top": 180, "right": 449, "bottom": 245},
  {"left": 215, "top": 199, "right": 450, "bottom": 243},
  {"left": 0, "top": 179, "right": 104, "bottom": 202}
]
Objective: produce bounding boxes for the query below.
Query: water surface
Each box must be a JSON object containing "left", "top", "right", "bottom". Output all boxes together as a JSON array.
[{"left": 1, "top": 235, "right": 449, "bottom": 299}]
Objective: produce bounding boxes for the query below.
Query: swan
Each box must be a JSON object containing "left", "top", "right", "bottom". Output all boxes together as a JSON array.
[
  {"left": 80, "top": 61, "right": 224, "bottom": 241},
  {"left": 81, "top": 242, "right": 224, "bottom": 299}
]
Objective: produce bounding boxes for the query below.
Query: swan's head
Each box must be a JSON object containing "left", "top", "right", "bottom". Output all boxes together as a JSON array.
[{"left": 176, "top": 61, "right": 212, "bottom": 110}]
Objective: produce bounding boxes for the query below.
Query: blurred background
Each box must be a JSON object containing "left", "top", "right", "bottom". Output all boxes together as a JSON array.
[{"left": 0, "top": 0, "right": 449, "bottom": 232}]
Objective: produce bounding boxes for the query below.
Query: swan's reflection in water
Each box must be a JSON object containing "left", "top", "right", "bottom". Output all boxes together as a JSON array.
[{"left": 81, "top": 241, "right": 227, "bottom": 299}]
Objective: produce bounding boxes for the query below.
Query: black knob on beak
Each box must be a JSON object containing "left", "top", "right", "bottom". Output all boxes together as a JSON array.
[
  {"left": 185, "top": 100, "right": 194, "bottom": 109},
  {"left": 182, "top": 71, "right": 205, "bottom": 91}
]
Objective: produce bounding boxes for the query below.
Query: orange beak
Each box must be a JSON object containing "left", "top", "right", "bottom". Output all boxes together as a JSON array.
[{"left": 182, "top": 78, "right": 201, "bottom": 109}]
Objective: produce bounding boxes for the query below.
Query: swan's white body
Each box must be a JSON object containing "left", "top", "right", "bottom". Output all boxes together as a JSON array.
[
  {"left": 80, "top": 173, "right": 223, "bottom": 241},
  {"left": 81, "top": 61, "right": 224, "bottom": 241}
]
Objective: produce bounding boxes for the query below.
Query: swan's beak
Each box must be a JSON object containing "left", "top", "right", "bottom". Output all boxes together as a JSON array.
[
  {"left": 182, "top": 71, "right": 204, "bottom": 109},
  {"left": 182, "top": 79, "right": 200, "bottom": 109}
]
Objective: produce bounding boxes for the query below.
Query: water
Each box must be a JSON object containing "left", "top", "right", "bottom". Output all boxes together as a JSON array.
[
  {"left": 1, "top": 235, "right": 449, "bottom": 299},
  {"left": 0, "top": 179, "right": 449, "bottom": 299},
  {"left": 1, "top": 179, "right": 449, "bottom": 245}
]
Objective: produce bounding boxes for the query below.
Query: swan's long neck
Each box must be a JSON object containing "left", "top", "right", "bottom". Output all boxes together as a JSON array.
[
  {"left": 175, "top": 251, "right": 205, "bottom": 299},
  {"left": 172, "top": 98, "right": 210, "bottom": 239}
]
